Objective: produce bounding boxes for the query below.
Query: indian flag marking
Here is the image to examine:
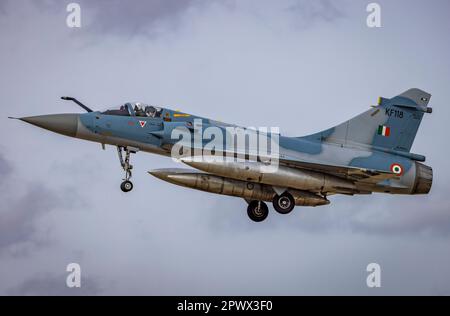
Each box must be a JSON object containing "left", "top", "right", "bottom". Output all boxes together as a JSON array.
[
  {"left": 390, "top": 163, "right": 403, "bottom": 175},
  {"left": 377, "top": 125, "right": 390, "bottom": 137}
]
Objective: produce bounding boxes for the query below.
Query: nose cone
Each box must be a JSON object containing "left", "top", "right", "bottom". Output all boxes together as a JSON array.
[{"left": 20, "top": 114, "right": 79, "bottom": 137}]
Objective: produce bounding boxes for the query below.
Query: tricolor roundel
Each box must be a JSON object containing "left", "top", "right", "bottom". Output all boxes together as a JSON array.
[
  {"left": 377, "top": 125, "right": 390, "bottom": 137},
  {"left": 390, "top": 163, "right": 403, "bottom": 175}
]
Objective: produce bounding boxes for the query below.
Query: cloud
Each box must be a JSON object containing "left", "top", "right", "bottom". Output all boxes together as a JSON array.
[
  {"left": 302, "top": 194, "right": 450, "bottom": 237},
  {"left": 0, "top": 152, "right": 11, "bottom": 181},
  {"left": 0, "top": 0, "right": 9, "bottom": 15},
  {"left": 0, "top": 183, "right": 57, "bottom": 253},
  {"left": 287, "top": 0, "right": 344, "bottom": 26},
  {"left": 23, "top": 0, "right": 345, "bottom": 39},
  {"left": 69, "top": 0, "right": 207, "bottom": 38},
  {"left": 205, "top": 191, "right": 450, "bottom": 238},
  {"left": 0, "top": 153, "right": 81, "bottom": 255},
  {"left": 346, "top": 195, "right": 450, "bottom": 237}
]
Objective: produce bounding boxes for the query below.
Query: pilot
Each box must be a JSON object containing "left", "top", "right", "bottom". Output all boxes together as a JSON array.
[
  {"left": 145, "top": 106, "right": 156, "bottom": 117},
  {"left": 134, "top": 103, "right": 146, "bottom": 117}
]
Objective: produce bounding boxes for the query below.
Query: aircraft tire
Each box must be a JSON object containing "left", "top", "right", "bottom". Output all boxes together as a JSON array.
[
  {"left": 272, "top": 192, "right": 295, "bottom": 214},
  {"left": 247, "top": 200, "right": 269, "bottom": 222},
  {"left": 120, "top": 180, "right": 133, "bottom": 192}
]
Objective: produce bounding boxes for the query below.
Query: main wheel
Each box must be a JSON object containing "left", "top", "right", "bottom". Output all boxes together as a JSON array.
[
  {"left": 247, "top": 200, "right": 269, "bottom": 222},
  {"left": 120, "top": 180, "right": 133, "bottom": 192},
  {"left": 272, "top": 192, "right": 295, "bottom": 214}
]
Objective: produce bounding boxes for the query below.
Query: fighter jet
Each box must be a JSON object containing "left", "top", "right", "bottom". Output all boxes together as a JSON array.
[{"left": 11, "top": 88, "right": 433, "bottom": 222}]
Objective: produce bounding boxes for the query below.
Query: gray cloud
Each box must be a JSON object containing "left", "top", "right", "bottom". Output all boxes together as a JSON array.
[
  {"left": 287, "top": 0, "right": 344, "bottom": 26},
  {"left": 0, "top": 153, "right": 82, "bottom": 255},
  {"left": 346, "top": 196, "right": 450, "bottom": 237},
  {"left": 0, "top": 0, "right": 9, "bottom": 15},
  {"left": 76, "top": 0, "right": 234, "bottom": 38},
  {"left": 0, "top": 152, "right": 11, "bottom": 181},
  {"left": 0, "top": 183, "right": 55, "bottom": 252},
  {"left": 205, "top": 191, "right": 450, "bottom": 238},
  {"left": 2, "top": 0, "right": 207, "bottom": 38},
  {"left": 24, "top": 0, "right": 345, "bottom": 39},
  {"left": 79, "top": 0, "right": 199, "bottom": 37},
  {"left": 289, "top": 194, "right": 450, "bottom": 237}
]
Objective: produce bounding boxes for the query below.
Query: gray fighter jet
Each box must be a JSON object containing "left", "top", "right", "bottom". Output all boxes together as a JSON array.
[{"left": 11, "top": 88, "right": 432, "bottom": 222}]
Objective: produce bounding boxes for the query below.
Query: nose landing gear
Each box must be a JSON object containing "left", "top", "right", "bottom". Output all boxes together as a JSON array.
[{"left": 117, "top": 146, "right": 139, "bottom": 192}]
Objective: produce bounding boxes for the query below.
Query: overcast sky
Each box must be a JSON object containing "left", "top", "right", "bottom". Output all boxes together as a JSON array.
[{"left": 1, "top": 0, "right": 450, "bottom": 295}]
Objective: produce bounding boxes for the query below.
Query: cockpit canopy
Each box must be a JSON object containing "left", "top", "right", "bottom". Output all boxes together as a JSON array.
[{"left": 102, "top": 102, "right": 162, "bottom": 118}]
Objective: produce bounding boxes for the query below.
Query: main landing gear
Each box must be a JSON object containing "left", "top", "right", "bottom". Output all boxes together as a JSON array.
[
  {"left": 247, "top": 192, "right": 296, "bottom": 222},
  {"left": 247, "top": 200, "right": 269, "bottom": 222},
  {"left": 117, "top": 146, "right": 138, "bottom": 192},
  {"left": 272, "top": 192, "right": 295, "bottom": 214}
]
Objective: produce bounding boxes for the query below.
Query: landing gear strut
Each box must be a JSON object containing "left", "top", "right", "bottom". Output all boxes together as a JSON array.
[{"left": 117, "top": 146, "right": 138, "bottom": 192}]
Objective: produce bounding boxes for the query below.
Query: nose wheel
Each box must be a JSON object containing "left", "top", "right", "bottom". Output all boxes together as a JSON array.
[
  {"left": 120, "top": 180, "right": 133, "bottom": 192},
  {"left": 117, "top": 146, "right": 138, "bottom": 192}
]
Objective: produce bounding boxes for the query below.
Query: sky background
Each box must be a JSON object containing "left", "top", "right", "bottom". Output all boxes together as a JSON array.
[{"left": 0, "top": 0, "right": 450, "bottom": 295}]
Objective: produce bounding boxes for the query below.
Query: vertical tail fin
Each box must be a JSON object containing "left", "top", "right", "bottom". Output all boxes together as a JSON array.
[{"left": 301, "top": 88, "right": 432, "bottom": 152}]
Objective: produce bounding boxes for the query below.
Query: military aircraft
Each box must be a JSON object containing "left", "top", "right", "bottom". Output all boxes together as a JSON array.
[{"left": 11, "top": 88, "right": 433, "bottom": 222}]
